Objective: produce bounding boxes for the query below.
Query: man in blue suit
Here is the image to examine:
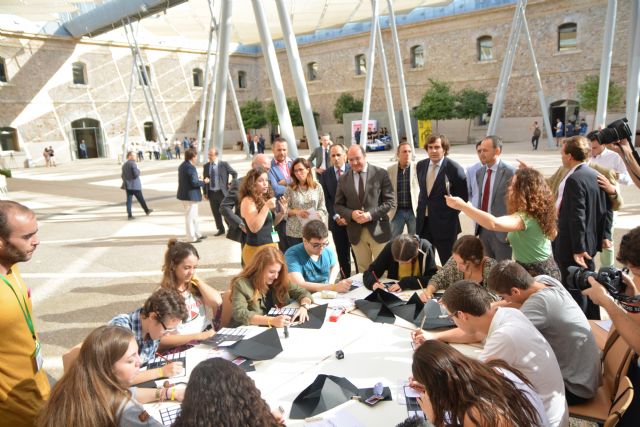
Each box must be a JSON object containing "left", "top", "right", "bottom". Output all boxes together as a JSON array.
[
  {"left": 268, "top": 137, "right": 292, "bottom": 251},
  {"left": 121, "top": 151, "right": 152, "bottom": 220},
  {"left": 177, "top": 148, "right": 209, "bottom": 243},
  {"left": 416, "top": 134, "right": 468, "bottom": 265},
  {"left": 203, "top": 148, "right": 237, "bottom": 236}
]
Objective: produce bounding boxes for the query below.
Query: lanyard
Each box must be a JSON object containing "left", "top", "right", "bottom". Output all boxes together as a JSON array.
[
  {"left": 268, "top": 210, "right": 276, "bottom": 233},
  {"left": 1, "top": 275, "right": 36, "bottom": 341}
]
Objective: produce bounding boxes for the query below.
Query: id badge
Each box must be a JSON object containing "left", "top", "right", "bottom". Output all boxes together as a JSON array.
[
  {"left": 32, "top": 340, "right": 44, "bottom": 372},
  {"left": 271, "top": 231, "right": 280, "bottom": 243}
]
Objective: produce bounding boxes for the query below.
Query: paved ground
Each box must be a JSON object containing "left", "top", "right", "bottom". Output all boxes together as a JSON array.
[{"left": 6, "top": 140, "right": 639, "bottom": 381}]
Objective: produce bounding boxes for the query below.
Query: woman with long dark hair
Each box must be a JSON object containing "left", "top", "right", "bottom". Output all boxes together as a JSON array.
[
  {"left": 446, "top": 168, "right": 560, "bottom": 279},
  {"left": 411, "top": 340, "right": 548, "bottom": 427},
  {"left": 230, "top": 246, "right": 311, "bottom": 328}
]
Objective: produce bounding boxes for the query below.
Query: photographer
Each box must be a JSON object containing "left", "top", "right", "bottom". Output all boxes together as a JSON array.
[
  {"left": 606, "top": 137, "right": 640, "bottom": 189},
  {"left": 592, "top": 118, "right": 640, "bottom": 189},
  {"left": 582, "top": 226, "right": 640, "bottom": 426}
]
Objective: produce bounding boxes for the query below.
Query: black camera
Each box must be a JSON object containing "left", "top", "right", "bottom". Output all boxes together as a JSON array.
[
  {"left": 567, "top": 266, "right": 627, "bottom": 297},
  {"left": 588, "top": 117, "right": 633, "bottom": 145}
]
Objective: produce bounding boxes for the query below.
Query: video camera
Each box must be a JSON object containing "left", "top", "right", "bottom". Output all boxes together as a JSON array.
[
  {"left": 568, "top": 266, "right": 640, "bottom": 312},
  {"left": 587, "top": 117, "right": 632, "bottom": 145}
]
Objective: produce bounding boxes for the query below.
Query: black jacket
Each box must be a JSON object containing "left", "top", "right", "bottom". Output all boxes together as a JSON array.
[{"left": 363, "top": 237, "right": 438, "bottom": 290}]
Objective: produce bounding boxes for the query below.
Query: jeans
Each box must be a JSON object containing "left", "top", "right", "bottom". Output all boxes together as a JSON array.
[
  {"left": 126, "top": 190, "right": 150, "bottom": 217},
  {"left": 391, "top": 208, "right": 416, "bottom": 237}
]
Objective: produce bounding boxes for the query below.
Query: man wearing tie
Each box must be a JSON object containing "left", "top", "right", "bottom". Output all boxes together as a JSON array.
[
  {"left": 335, "top": 145, "right": 395, "bottom": 273},
  {"left": 308, "top": 134, "right": 332, "bottom": 177},
  {"left": 475, "top": 135, "right": 515, "bottom": 261},
  {"left": 203, "top": 148, "right": 237, "bottom": 236},
  {"left": 416, "top": 134, "right": 468, "bottom": 264},
  {"left": 318, "top": 144, "right": 352, "bottom": 276}
]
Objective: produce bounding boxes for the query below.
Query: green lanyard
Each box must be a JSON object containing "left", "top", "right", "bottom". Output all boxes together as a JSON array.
[
  {"left": 1, "top": 275, "right": 36, "bottom": 342},
  {"left": 268, "top": 210, "right": 276, "bottom": 233}
]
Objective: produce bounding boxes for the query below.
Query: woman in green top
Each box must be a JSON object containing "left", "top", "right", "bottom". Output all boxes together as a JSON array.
[
  {"left": 445, "top": 168, "right": 560, "bottom": 280},
  {"left": 229, "top": 246, "right": 311, "bottom": 327}
]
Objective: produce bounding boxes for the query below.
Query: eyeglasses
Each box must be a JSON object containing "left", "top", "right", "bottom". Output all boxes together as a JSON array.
[
  {"left": 293, "top": 168, "right": 308, "bottom": 173},
  {"left": 439, "top": 311, "right": 459, "bottom": 321},
  {"left": 307, "top": 241, "right": 330, "bottom": 249},
  {"left": 158, "top": 317, "right": 177, "bottom": 334}
]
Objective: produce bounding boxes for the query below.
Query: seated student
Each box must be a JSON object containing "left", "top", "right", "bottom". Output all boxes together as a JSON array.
[
  {"left": 230, "top": 246, "right": 312, "bottom": 328},
  {"left": 363, "top": 234, "right": 437, "bottom": 291},
  {"left": 173, "top": 358, "right": 284, "bottom": 427},
  {"left": 487, "top": 260, "right": 600, "bottom": 405},
  {"left": 285, "top": 220, "right": 352, "bottom": 293},
  {"left": 411, "top": 340, "right": 548, "bottom": 427},
  {"left": 37, "top": 325, "right": 185, "bottom": 427},
  {"left": 109, "top": 288, "right": 188, "bottom": 385},
  {"left": 412, "top": 281, "right": 568, "bottom": 427},
  {"left": 159, "top": 239, "right": 223, "bottom": 350},
  {"left": 419, "top": 235, "right": 497, "bottom": 301}
]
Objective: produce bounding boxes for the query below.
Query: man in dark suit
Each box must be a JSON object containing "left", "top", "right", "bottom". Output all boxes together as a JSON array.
[
  {"left": 335, "top": 144, "right": 396, "bottom": 273},
  {"left": 268, "top": 137, "right": 292, "bottom": 252},
  {"left": 258, "top": 134, "right": 266, "bottom": 153},
  {"left": 203, "top": 148, "right": 237, "bottom": 236},
  {"left": 416, "top": 134, "right": 468, "bottom": 265},
  {"left": 475, "top": 135, "right": 516, "bottom": 261},
  {"left": 121, "top": 151, "right": 152, "bottom": 220},
  {"left": 308, "top": 134, "right": 332, "bottom": 176},
  {"left": 318, "top": 144, "right": 352, "bottom": 277},
  {"left": 554, "top": 136, "right": 612, "bottom": 319},
  {"left": 177, "top": 148, "right": 209, "bottom": 243}
]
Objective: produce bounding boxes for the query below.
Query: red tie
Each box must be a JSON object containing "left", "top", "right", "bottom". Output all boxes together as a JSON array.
[
  {"left": 337, "top": 168, "right": 342, "bottom": 177},
  {"left": 481, "top": 169, "right": 492, "bottom": 212}
]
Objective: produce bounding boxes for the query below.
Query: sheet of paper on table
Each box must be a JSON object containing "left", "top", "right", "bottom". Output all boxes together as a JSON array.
[{"left": 303, "top": 406, "right": 365, "bottom": 427}]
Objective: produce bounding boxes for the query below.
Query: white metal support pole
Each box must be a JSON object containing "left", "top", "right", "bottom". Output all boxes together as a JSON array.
[
  {"left": 375, "top": 23, "right": 399, "bottom": 152},
  {"left": 487, "top": 0, "right": 526, "bottom": 136},
  {"left": 122, "top": 56, "right": 137, "bottom": 163},
  {"left": 196, "top": 8, "right": 216, "bottom": 148},
  {"left": 626, "top": 0, "right": 640, "bottom": 145},
  {"left": 386, "top": 0, "right": 413, "bottom": 151},
  {"left": 275, "top": 0, "right": 319, "bottom": 151},
  {"left": 251, "top": 0, "right": 298, "bottom": 157},
  {"left": 209, "top": 0, "right": 232, "bottom": 158},
  {"left": 520, "top": 8, "right": 554, "bottom": 149},
  {"left": 228, "top": 74, "right": 251, "bottom": 158},
  {"left": 361, "top": 0, "right": 380, "bottom": 141},
  {"left": 595, "top": 0, "right": 617, "bottom": 128},
  {"left": 203, "top": 7, "right": 220, "bottom": 162}
]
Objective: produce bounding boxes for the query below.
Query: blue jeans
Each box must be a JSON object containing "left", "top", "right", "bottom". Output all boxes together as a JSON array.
[{"left": 391, "top": 208, "right": 416, "bottom": 237}]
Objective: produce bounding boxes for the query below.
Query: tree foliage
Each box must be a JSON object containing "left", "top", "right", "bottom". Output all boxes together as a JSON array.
[
  {"left": 414, "top": 79, "right": 456, "bottom": 132},
  {"left": 577, "top": 75, "right": 624, "bottom": 113},
  {"left": 333, "top": 93, "right": 364, "bottom": 124},
  {"left": 455, "top": 88, "right": 489, "bottom": 142},
  {"left": 265, "top": 98, "right": 304, "bottom": 127},
  {"left": 239, "top": 99, "right": 267, "bottom": 130}
]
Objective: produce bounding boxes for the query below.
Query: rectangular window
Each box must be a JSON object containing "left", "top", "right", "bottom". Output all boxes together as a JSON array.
[
  {"left": 138, "top": 65, "right": 151, "bottom": 86},
  {"left": 0, "top": 58, "right": 8, "bottom": 83},
  {"left": 72, "top": 63, "right": 86, "bottom": 85}
]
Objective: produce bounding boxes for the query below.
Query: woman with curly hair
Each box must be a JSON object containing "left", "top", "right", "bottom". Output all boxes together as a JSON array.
[
  {"left": 284, "top": 158, "right": 328, "bottom": 247},
  {"left": 158, "top": 239, "right": 223, "bottom": 350},
  {"left": 173, "top": 358, "right": 283, "bottom": 427},
  {"left": 37, "top": 326, "right": 184, "bottom": 427},
  {"left": 239, "top": 167, "right": 288, "bottom": 265},
  {"left": 446, "top": 167, "right": 560, "bottom": 279},
  {"left": 411, "top": 340, "right": 548, "bottom": 427},
  {"left": 230, "top": 246, "right": 311, "bottom": 328}
]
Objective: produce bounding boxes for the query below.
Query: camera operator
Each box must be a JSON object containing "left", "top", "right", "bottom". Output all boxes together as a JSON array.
[
  {"left": 591, "top": 118, "right": 640, "bottom": 189},
  {"left": 582, "top": 226, "right": 640, "bottom": 426}
]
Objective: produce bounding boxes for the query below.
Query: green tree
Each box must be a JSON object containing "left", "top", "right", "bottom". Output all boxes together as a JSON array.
[
  {"left": 577, "top": 75, "right": 625, "bottom": 127},
  {"left": 414, "top": 79, "right": 456, "bottom": 132},
  {"left": 265, "top": 98, "right": 304, "bottom": 127},
  {"left": 455, "top": 88, "right": 488, "bottom": 142},
  {"left": 240, "top": 99, "right": 267, "bottom": 130},
  {"left": 333, "top": 93, "right": 363, "bottom": 124}
]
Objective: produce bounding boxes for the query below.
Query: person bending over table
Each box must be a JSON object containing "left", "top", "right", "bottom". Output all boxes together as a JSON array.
[
  {"left": 445, "top": 167, "right": 560, "bottom": 280},
  {"left": 419, "top": 235, "right": 497, "bottom": 302},
  {"left": 410, "top": 340, "right": 548, "bottom": 427},
  {"left": 230, "top": 246, "right": 312, "bottom": 328},
  {"left": 109, "top": 288, "right": 188, "bottom": 385},
  {"left": 159, "top": 239, "right": 223, "bottom": 350},
  {"left": 363, "top": 234, "right": 438, "bottom": 292},
  {"left": 240, "top": 167, "right": 288, "bottom": 266},
  {"left": 285, "top": 220, "right": 352, "bottom": 293},
  {"left": 173, "top": 358, "right": 284, "bottom": 427},
  {"left": 38, "top": 326, "right": 185, "bottom": 427}
]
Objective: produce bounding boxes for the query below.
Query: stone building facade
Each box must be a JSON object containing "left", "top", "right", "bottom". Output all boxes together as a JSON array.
[{"left": 0, "top": 0, "right": 633, "bottom": 166}]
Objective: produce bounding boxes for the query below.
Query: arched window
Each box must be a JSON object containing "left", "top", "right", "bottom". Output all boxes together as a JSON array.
[
  {"left": 558, "top": 23, "right": 577, "bottom": 51},
  {"left": 477, "top": 36, "right": 493, "bottom": 61},
  {"left": 238, "top": 70, "right": 247, "bottom": 89},
  {"left": 0, "top": 57, "right": 7, "bottom": 83},
  {"left": 192, "top": 68, "right": 203, "bottom": 87},
  {"left": 138, "top": 65, "right": 151, "bottom": 86},
  {"left": 307, "top": 62, "right": 318, "bottom": 81},
  {"left": 355, "top": 54, "right": 366, "bottom": 75},
  {"left": 410, "top": 45, "right": 424, "bottom": 68},
  {"left": 72, "top": 61, "right": 87, "bottom": 85}
]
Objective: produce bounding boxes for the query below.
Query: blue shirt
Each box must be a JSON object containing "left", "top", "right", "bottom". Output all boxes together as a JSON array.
[
  {"left": 285, "top": 243, "right": 336, "bottom": 284},
  {"left": 109, "top": 308, "right": 159, "bottom": 364}
]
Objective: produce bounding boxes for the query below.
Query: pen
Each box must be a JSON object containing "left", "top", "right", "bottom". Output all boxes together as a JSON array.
[
  {"left": 340, "top": 267, "right": 347, "bottom": 280},
  {"left": 372, "top": 271, "right": 386, "bottom": 289},
  {"left": 417, "top": 278, "right": 427, "bottom": 300},
  {"left": 284, "top": 325, "right": 289, "bottom": 338},
  {"left": 155, "top": 352, "right": 172, "bottom": 365}
]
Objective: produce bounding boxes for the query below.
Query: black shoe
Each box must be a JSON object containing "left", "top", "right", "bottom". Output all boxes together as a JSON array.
[
  {"left": 214, "top": 230, "right": 225, "bottom": 236},
  {"left": 197, "top": 235, "right": 208, "bottom": 240},
  {"left": 146, "top": 209, "right": 154, "bottom": 215},
  {"left": 128, "top": 216, "right": 135, "bottom": 220}
]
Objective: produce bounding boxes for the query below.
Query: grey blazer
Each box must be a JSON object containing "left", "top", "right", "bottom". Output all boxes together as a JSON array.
[
  {"left": 121, "top": 160, "right": 142, "bottom": 191},
  {"left": 308, "top": 145, "right": 330, "bottom": 169},
  {"left": 334, "top": 163, "right": 396, "bottom": 244},
  {"left": 203, "top": 160, "right": 237, "bottom": 196},
  {"left": 475, "top": 159, "right": 516, "bottom": 241}
]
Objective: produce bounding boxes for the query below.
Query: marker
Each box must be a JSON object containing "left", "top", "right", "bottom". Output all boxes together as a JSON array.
[{"left": 283, "top": 325, "right": 289, "bottom": 338}]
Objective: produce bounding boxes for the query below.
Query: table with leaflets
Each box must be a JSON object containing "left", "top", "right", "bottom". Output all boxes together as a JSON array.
[{"left": 143, "top": 274, "right": 482, "bottom": 426}]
